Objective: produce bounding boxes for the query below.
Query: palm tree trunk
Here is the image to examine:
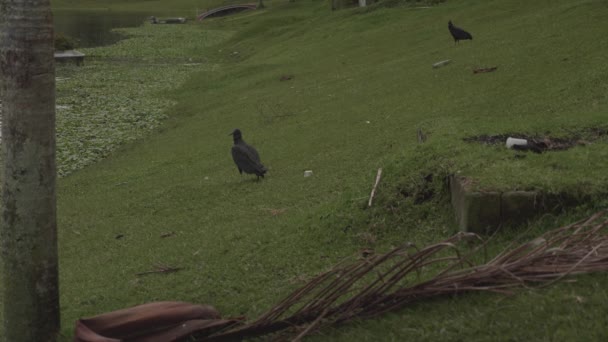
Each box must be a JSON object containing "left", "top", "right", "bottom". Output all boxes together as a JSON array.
[{"left": 0, "top": 0, "right": 60, "bottom": 341}]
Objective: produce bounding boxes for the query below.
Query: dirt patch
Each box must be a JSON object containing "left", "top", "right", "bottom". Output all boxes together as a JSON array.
[
  {"left": 399, "top": 173, "right": 435, "bottom": 204},
  {"left": 464, "top": 127, "right": 608, "bottom": 153},
  {"left": 582, "top": 126, "right": 608, "bottom": 138}
]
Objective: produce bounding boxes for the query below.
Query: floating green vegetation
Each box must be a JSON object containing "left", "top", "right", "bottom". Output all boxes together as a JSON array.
[
  {"left": 55, "top": 24, "right": 232, "bottom": 176},
  {"left": 80, "top": 24, "right": 233, "bottom": 60}
]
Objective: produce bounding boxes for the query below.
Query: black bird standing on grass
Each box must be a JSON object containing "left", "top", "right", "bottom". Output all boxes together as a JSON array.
[
  {"left": 448, "top": 20, "right": 473, "bottom": 44},
  {"left": 230, "top": 129, "right": 267, "bottom": 180}
]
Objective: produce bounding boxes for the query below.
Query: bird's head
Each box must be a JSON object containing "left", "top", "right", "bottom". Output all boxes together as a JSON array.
[
  {"left": 229, "top": 128, "right": 242, "bottom": 141},
  {"left": 448, "top": 20, "right": 453, "bottom": 27}
]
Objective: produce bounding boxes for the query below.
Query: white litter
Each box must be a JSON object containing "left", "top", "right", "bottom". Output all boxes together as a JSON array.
[
  {"left": 432, "top": 59, "right": 452, "bottom": 69},
  {"left": 506, "top": 137, "right": 528, "bottom": 149}
]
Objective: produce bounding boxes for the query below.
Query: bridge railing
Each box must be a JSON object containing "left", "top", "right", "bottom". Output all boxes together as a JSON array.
[{"left": 197, "top": 3, "right": 258, "bottom": 21}]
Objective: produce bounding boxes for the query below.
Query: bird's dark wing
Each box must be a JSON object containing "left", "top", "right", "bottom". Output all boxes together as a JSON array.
[
  {"left": 449, "top": 26, "right": 473, "bottom": 40},
  {"left": 242, "top": 142, "right": 266, "bottom": 173},
  {"left": 232, "top": 146, "right": 250, "bottom": 169},
  {"left": 246, "top": 144, "right": 261, "bottom": 163},
  {"left": 456, "top": 27, "right": 472, "bottom": 39},
  {"left": 232, "top": 144, "right": 266, "bottom": 175}
]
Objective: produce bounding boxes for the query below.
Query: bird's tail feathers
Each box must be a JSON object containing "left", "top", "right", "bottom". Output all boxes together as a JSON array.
[{"left": 256, "top": 164, "right": 268, "bottom": 176}]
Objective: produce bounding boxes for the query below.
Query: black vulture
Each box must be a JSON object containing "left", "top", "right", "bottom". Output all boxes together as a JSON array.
[
  {"left": 229, "top": 129, "right": 267, "bottom": 180},
  {"left": 448, "top": 20, "right": 473, "bottom": 44}
]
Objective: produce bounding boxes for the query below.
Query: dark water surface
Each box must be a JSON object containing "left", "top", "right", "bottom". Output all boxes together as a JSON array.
[{"left": 53, "top": 10, "right": 155, "bottom": 48}]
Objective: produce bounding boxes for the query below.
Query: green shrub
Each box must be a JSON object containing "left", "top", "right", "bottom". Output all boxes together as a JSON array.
[{"left": 54, "top": 33, "right": 77, "bottom": 51}]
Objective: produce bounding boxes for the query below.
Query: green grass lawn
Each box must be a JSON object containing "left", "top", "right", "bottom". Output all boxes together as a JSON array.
[{"left": 3, "top": 0, "right": 608, "bottom": 340}]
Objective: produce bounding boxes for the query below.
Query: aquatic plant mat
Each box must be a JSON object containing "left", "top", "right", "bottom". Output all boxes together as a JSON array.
[{"left": 74, "top": 210, "right": 608, "bottom": 341}]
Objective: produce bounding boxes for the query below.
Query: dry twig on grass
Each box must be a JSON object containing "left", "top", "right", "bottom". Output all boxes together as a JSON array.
[
  {"left": 417, "top": 128, "right": 427, "bottom": 143},
  {"left": 367, "top": 168, "right": 383, "bottom": 208},
  {"left": 136, "top": 264, "right": 183, "bottom": 276},
  {"left": 473, "top": 66, "right": 498, "bottom": 74}
]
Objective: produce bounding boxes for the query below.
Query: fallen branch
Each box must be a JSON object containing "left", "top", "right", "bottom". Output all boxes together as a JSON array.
[
  {"left": 136, "top": 264, "right": 183, "bottom": 276},
  {"left": 291, "top": 308, "right": 329, "bottom": 342},
  {"left": 75, "top": 211, "right": 608, "bottom": 342},
  {"left": 473, "top": 66, "right": 498, "bottom": 74},
  {"left": 367, "top": 168, "right": 383, "bottom": 208},
  {"left": 195, "top": 210, "right": 608, "bottom": 341}
]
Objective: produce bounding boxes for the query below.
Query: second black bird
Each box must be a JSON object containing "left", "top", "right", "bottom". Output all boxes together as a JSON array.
[
  {"left": 229, "top": 128, "right": 267, "bottom": 180},
  {"left": 448, "top": 20, "right": 473, "bottom": 44}
]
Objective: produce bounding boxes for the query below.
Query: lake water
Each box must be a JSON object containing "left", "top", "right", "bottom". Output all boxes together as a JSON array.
[{"left": 53, "top": 10, "right": 155, "bottom": 48}]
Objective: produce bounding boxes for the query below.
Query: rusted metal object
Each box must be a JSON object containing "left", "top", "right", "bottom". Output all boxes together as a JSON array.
[{"left": 73, "top": 301, "right": 238, "bottom": 342}]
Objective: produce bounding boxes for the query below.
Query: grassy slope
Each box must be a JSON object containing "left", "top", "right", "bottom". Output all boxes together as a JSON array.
[{"left": 3, "top": 0, "right": 608, "bottom": 340}]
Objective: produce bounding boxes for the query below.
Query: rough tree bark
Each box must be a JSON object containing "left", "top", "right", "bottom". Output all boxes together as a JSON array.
[{"left": 0, "top": 0, "right": 60, "bottom": 341}]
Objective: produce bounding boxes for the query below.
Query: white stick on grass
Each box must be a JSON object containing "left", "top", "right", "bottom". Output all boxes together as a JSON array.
[{"left": 368, "top": 168, "right": 383, "bottom": 208}]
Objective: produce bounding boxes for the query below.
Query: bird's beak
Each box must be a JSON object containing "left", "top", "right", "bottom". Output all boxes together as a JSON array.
[{"left": 228, "top": 132, "right": 234, "bottom": 136}]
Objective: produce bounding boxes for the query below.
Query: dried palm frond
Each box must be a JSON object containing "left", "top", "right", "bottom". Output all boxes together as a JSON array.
[{"left": 194, "top": 210, "right": 608, "bottom": 341}]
